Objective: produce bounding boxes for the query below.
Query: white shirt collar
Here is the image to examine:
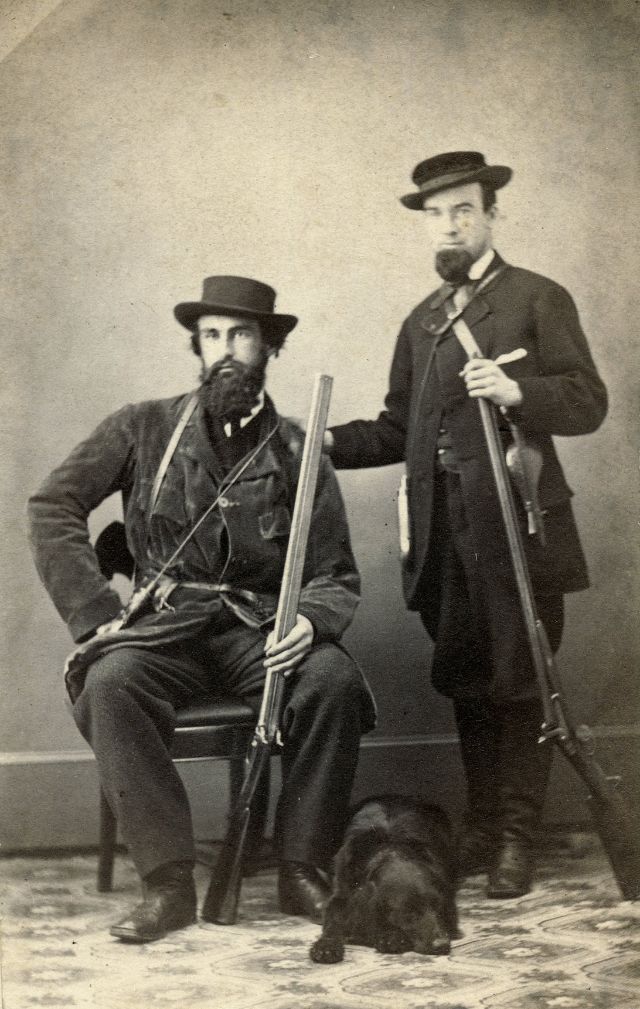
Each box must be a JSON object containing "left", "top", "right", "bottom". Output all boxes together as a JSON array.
[
  {"left": 468, "top": 247, "right": 495, "bottom": 280},
  {"left": 223, "top": 390, "right": 265, "bottom": 438}
]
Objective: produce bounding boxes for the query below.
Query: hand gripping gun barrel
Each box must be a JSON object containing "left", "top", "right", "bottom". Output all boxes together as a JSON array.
[
  {"left": 452, "top": 315, "right": 640, "bottom": 900},
  {"left": 201, "top": 373, "right": 334, "bottom": 924}
]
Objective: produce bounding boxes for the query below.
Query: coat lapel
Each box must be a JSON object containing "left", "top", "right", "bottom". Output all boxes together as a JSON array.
[
  {"left": 419, "top": 283, "right": 453, "bottom": 338},
  {"left": 165, "top": 396, "right": 282, "bottom": 574},
  {"left": 418, "top": 254, "right": 509, "bottom": 356},
  {"left": 179, "top": 397, "right": 280, "bottom": 486}
]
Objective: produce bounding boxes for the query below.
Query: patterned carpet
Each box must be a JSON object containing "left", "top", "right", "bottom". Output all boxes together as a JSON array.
[{"left": 1, "top": 835, "right": 639, "bottom": 1009}]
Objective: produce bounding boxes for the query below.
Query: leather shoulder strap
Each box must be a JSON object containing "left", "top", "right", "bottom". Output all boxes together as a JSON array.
[
  {"left": 449, "top": 314, "right": 482, "bottom": 359},
  {"left": 147, "top": 392, "right": 198, "bottom": 524},
  {"left": 433, "top": 264, "right": 506, "bottom": 337}
]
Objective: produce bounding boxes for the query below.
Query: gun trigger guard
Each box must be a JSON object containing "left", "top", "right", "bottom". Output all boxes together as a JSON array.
[{"left": 541, "top": 723, "right": 566, "bottom": 744}]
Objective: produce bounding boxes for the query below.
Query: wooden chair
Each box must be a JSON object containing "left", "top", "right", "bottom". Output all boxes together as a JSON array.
[{"left": 97, "top": 696, "right": 268, "bottom": 891}]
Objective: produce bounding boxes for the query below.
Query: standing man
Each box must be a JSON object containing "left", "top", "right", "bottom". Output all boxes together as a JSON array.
[
  {"left": 326, "top": 152, "right": 607, "bottom": 898},
  {"left": 28, "top": 275, "right": 375, "bottom": 941}
]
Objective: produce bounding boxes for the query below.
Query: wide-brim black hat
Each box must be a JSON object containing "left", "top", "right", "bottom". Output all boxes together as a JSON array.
[
  {"left": 174, "top": 275, "right": 298, "bottom": 347},
  {"left": 400, "top": 151, "right": 512, "bottom": 210}
]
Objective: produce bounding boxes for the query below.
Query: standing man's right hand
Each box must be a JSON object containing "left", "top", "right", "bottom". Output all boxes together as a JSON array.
[{"left": 287, "top": 417, "right": 334, "bottom": 452}]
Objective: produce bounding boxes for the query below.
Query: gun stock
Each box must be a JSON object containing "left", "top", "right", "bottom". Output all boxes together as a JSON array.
[
  {"left": 201, "top": 740, "right": 270, "bottom": 923},
  {"left": 538, "top": 648, "right": 640, "bottom": 901},
  {"left": 551, "top": 724, "right": 640, "bottom": 900},
  {"left": 201, "top": 373, "right": 334, "bottom": 924}
]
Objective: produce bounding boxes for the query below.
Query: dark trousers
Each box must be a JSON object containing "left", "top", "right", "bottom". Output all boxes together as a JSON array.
[
  {"left": 72, "top": 619, "right": 365, "bottom": 879},
  {"left": 419, "top": 470, "right": 564, "bottom": 838},
  {"left": 420, "top": 470, "right": 564, "bottom": 701},
  {"left": 453, "top": 695, "right": 553, "bottom": 841}
]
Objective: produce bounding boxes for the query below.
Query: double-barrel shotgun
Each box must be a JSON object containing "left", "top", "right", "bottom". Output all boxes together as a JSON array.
[
  {"left": 452, "top": 313, "right": 640, "bottom": 901},
  {"left": 201, "top": 373, "right": 334, "bottom": 924}
]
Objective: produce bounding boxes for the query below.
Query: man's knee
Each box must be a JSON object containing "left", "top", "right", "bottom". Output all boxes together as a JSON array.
[
  {"left": 295, "top": 643, "right": 363, "bottom": 703},
  {"left": 78, "top": 648, "right": 144, "bottom": 703},
  {"left": 72, "top": 648, "right": 164, "bottom": 733}
]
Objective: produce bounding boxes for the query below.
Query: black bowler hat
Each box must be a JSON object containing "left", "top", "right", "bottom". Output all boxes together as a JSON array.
[
  {"left": 174, "top": 275, "right": 298, "bottom": 347},
  {"left": 400, "top": 151, "right": 512, "bottom": 210}
]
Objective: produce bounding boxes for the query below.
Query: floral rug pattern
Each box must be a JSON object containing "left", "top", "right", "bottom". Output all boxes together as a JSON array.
[{"left": 1, "top": 834, "right": 639, "bottom": 1009}]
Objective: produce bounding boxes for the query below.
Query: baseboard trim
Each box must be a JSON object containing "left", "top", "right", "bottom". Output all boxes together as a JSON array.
[
  {"left": 0, "top": 749, "right": 95, "bottom": 766},
  {"left": 2, "top": 724, "right": 638, "bottom": 767},
  {"left": 2, "top": 725, "right": 638, "bottom": 850}
]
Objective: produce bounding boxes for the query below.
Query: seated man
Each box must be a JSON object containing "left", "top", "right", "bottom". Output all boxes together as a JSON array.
[{"left": 28, "top": 275, "right": 375, "bottom": 943}]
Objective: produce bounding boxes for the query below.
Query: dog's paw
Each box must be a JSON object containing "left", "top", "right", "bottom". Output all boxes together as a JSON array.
[
  {"left": 375, "top": 929, "right": 412, "bottom": 955},
  {"left": 309, "top": 937, "right": 345, "bottom": 964}
]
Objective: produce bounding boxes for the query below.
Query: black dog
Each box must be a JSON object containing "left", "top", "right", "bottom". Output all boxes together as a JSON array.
[{"left": 310, "top": 795, "right": 458, "bottom": 963}]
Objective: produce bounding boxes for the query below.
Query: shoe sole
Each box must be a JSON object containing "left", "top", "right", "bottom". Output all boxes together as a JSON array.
[
  {"left": 110, "top": 913, "right": 197, "bottom": 943},
  {"left": 486, "top": 887, "right": 530, "bottom": 899}
]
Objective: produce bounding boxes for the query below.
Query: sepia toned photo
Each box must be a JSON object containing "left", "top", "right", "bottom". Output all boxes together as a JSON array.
[{"left": 1, "top": 2, "right": 638, "bottom": 1007}]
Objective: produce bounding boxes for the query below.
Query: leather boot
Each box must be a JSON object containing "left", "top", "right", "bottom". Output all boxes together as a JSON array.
[
  {"left": 278, "top": 862, "right": 330, "bottom": 923},
  {"left": 454, "top": 698, "right": 501, "bottom": 875},
  {"left": 487, "top": 835, "right": 534, "bottom": 899},
  {"left": 110, "top": 860, "right": 197, "bottom": 942},
  {"left": 487, "top": 701, "right": 552, "bottom": 899}
]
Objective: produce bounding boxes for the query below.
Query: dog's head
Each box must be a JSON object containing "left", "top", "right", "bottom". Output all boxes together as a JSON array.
[{"left": 369, "top": 852, "right": 451, "bottom": 955}]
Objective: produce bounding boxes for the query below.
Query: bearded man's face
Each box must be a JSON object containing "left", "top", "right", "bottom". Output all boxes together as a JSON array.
[
  {"left": 421, "top": 181, "right": 496, "bottom": 284},
  {"left": 195, "top": 314, "right": 270, "bottom": 420}
]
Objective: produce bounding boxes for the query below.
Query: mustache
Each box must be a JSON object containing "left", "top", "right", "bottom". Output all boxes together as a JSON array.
[{"left": 202, "top": 355, "right": 246, "bottom": 382}]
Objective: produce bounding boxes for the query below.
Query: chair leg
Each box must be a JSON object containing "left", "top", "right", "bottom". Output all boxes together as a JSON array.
[
  {"left": 97, "top": 787, "right": 117, "bottom": 892},
  {"left": 229, "top": 755, "right": 245, "bottom": 808}
]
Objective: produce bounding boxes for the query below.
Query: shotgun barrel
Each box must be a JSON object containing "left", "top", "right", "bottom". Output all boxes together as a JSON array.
[{"left": 201, "top": 374, "right": 334, "bottom": 924}]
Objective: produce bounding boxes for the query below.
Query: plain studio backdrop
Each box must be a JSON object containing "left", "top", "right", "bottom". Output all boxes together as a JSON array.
[{"left": 0, "top": 0, "right": 638, "bottom": 850}]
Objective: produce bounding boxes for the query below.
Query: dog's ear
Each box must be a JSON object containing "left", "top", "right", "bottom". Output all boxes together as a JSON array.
[
  {"left": 337, "top": 830, "right": 384, "bottom": 886},
  {"left": 360, "top": 878, "right": 377, "bottom": 903},
  {"left": 348, "top": 877, "right": 378, "bottom": 943}
]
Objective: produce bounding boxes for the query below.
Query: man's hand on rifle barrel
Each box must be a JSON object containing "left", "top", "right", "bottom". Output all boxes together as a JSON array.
[
  {"left": 286, "top": 417, "right": 334, "bottom": 453},
  {"left": 263, "top": 614, "right": 315, "bottom": 677},
  {"left": 460, "top": 357, "right": 523, "bottom": 409}
]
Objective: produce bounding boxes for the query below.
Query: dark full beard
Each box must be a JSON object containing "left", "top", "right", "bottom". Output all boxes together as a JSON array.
[
  {"left": 199, "top": 355, "right": 267, "bottom": 421},
  {"left": 435, "top": 248, "right": 475, "bottom": 285}
]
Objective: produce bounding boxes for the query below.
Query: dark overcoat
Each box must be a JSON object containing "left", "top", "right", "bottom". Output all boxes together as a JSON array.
[
  {"left": 28, "top": 394, "right": 363, "bottom": 680},
  {"left": 330, "top": 255, "right": 607, "bottom": 698}
]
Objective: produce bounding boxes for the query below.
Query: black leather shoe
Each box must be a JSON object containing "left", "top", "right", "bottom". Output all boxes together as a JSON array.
[
  {"left": 278, "top": 862, "right": 330, "bottom": 923},
  {"left": 487, "top": 837, "right": 533, "bottom": 899},
  {"left": 457, "top": 827, "right": 496, "bottom": 876},
  {"left": 110, "top": 870, "right": 197, "bottom": 943}
]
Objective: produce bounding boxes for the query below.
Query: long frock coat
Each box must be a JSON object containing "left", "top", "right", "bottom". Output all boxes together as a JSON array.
[{"left": 330, "top": 254, "right": 607, "bottom": 700}]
